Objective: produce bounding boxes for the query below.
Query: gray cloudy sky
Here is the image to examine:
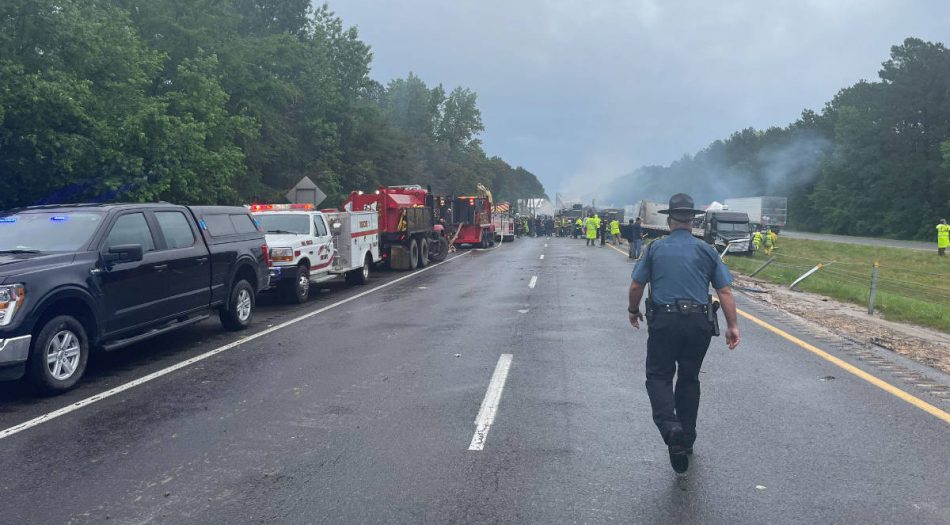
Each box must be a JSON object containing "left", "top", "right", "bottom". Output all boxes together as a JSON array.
[{"left": 329, "top": 1, "right": 949, "bottom": 196}]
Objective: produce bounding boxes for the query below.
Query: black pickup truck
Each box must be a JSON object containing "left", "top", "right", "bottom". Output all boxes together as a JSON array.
[{"left": 0, "top": 203, "right": 269, "bottom": 393}]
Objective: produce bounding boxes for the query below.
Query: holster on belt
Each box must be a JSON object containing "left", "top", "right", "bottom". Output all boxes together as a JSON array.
[
  {"left": 708, "top": 294, "right": 721, "bottom": 337},
  {"left": 645, "top": 291, "right": 655, "bottom": 323}
]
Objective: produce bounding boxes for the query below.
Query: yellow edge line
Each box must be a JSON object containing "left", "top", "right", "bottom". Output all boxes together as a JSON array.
[
  {"left": 600, "top": 237, "right": 950, "bottom": 424},
  {"left": 738, "top": 308, "right": 950, "bottom": 424},
  {"left": 607, "top": 243, "right": 627, "bottom": 256}
]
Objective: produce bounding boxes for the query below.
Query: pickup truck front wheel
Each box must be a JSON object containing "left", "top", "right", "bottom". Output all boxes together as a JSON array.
[
  {"left": 280, "top": 264, "right": 310, "bottom": 304},
  {"left": 220, "top": 280, "right": 255, "bottom": 331},
  {"left": 28, "top": 315, "right": 89, "bottom": 394}
]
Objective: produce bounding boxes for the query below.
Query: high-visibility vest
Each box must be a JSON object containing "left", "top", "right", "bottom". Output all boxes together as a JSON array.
[
  {"left": 610, "top": 220, "right": 620, "bottom": 235},
  {"left": 938, "top": 223, "right": 950, "bottom": 248},
  {"left": 592, "top": 216, "right": 601, "bottom": 229},
  {"left": 575, "top": 219, "right": 583, "bottom": 227},
  {"left": 586, "top": 220, "right": 598, "bottom": 239}
]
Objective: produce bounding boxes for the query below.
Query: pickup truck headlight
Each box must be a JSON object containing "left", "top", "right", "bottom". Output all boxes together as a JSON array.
[
  {"left": 269, "top": 247, "right": 294, "bottom": 263},
  {"left": 0, "top": 284, "right": 25, "bottom": 327}
]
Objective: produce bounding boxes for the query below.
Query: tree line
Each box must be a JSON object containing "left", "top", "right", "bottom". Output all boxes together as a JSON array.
[
  {"left": 0, "top": 1, "right": 547, "bottom": 210},
  {"left": 609, "top": 38, "right": 950, "bottom": 240}
]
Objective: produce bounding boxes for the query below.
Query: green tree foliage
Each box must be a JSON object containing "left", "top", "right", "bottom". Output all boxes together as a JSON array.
[
  {"left": 610, "top": 37, "right": 950, "bottom": 240},
  {"left": 0, "top": 1, "right": 545, "bottom": 210}
]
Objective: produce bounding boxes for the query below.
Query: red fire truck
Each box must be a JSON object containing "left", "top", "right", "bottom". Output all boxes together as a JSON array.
[
  {"left": 492, "top": 201, "right": 515, "bottom": 242},
  {"left": 344, "top": 186, "right": 449, "bottom": 270}
]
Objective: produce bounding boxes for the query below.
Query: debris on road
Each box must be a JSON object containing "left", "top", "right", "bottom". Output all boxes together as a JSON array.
[{"left": 734, "top": 275, "right": 950, "bottom": 373}]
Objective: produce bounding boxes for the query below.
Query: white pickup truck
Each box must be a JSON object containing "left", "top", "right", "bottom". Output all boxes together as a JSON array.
[{"left": 250, "top": 204, "right": 379, "bottom": 303}]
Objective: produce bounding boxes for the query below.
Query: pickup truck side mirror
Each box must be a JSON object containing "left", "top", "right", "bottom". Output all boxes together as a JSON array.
[{"left": 102, "top": 244, "right": 144, "bottom": 266}]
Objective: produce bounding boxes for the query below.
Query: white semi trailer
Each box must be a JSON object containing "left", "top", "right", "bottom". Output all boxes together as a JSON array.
[{"left": 723, "top": 196, "right": 787, "bottom": 232}]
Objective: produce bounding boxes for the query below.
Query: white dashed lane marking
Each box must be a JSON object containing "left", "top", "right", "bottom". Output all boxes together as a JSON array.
[{"left": 468, "top": 354, "right": 513, "bottom": 451}]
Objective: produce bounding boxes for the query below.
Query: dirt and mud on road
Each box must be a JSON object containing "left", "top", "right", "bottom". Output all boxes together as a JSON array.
[{"left": 733, "top": 275, "right": 950, "bottom": 374}]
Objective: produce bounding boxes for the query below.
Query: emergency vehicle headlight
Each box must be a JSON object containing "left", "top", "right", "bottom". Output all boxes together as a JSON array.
[
  {"left": 269, "top": 247, "right": 294, "bottom": 262},
  {"left": 0, "top": 284, "right": 25, "bottom": 327}
]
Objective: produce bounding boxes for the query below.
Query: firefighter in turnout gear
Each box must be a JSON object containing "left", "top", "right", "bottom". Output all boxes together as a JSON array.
[
  {"left": 628, "top": 193, "right": 740, "bottom": 474},
  {"left": 752, "top": 230, "right": 762, "bottom": 252}
]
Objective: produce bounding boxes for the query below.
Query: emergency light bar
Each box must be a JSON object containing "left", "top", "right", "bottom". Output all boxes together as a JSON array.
[{"left": 248, "top": 203, "right": 315, "bottom": 212}]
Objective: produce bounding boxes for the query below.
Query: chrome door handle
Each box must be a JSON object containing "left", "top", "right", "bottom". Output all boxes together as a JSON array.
[{"left": 153, "top": 264, "right": 168, "bottom": 271}]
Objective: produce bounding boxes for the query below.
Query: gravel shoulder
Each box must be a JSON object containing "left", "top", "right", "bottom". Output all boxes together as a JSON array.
[{"left": 734, "top": 275, "right": 950, "bottom": 374}]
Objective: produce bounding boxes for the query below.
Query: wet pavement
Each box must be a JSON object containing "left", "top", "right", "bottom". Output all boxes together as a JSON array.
[{"left": 0, "top": 237, "right": 947, "bottom": 524}]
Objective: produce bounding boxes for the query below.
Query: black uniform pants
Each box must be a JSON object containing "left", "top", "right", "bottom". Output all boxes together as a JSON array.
[{"left": 645, "top": 312, "right": 713, "bottom": 447}]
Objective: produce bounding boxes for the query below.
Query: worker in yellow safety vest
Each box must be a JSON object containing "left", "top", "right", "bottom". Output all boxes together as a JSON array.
[
  {"left": 752, "top": 230, "right": 763, "bottom": 251},
  {"left": 763, "top": 228, "right": 775, "bottom": 256},
  {"left": 586, "top": 214, "right": 599, "bottom": 246},
  {"left": 938, "top": 219, "right": 949, "bottom": 256},
  {"left": 574, "top": 217, "right": 583, "bottom": 238},
  {"left": 610, "top": 219, "right": 621, "bottom": 245}
]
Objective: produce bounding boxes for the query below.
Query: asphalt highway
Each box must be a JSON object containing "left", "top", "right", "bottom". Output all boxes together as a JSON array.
[{"left": 0, "top": 237, "right": 948, "bottom": 524}]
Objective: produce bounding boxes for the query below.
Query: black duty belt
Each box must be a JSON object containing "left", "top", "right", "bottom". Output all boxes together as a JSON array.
[{"left": 654, "top": 302, "right": 709, "bottom": 315}]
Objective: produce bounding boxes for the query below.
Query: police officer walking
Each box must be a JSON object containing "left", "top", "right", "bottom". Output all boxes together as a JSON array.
[{"left": 627, "top": 193, "right": 740, "bottom": 473}]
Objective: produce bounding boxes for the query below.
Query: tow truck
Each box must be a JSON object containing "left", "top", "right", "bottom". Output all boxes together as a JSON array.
[
  {"left": 448, "top": 183, "right": 496, "bottom": 249},
  {"left": 344, "top": 186, "right": 449, "bottom": 271},
  {"left": 250, "top": 204, "right": 379, "bottom": 303}
]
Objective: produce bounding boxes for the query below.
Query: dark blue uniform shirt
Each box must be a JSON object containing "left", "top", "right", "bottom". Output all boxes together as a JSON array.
[{"left": 631, "top": 229, "right": 733, "bottom": 305}]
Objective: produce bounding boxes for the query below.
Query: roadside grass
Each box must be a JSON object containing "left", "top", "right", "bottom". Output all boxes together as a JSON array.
[{"left": 723, "top": 237, "right": 950, "bottom": 334}]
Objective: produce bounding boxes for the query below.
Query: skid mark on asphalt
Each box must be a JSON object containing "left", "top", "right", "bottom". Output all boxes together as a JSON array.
[
  {"left": 0, "top": 253, "right": 471, "bottom": 442},
  {"left": 468, "top": 354, "right": 513, "bottom": 451}
]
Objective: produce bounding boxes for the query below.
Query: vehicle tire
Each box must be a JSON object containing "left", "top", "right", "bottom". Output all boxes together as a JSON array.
[
  {"left": 220, "top": 279, "right": 255, "bottom": 331},
  {"left": 27, "top": 315, "right": 89, "bottom": 394},
  {"left": 280, "top": 264, "right": 310, "bottom": 304},
  {"left": 428, "top": 237, "right": 448, "bottom": 262},
  {"left": 346, "top": 254, "right": 371, "bottom": 285},
  {"left": 408, "top": 239, "right": 419, "bottom": 270},
  {"left": 418, "top": 238, "right": 429, "bottom": 268}
]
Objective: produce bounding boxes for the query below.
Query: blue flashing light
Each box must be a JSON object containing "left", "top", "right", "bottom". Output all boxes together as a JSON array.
[
  {"left": 199, "top": 220, "right": 208, "bottom": 230},
  {"left": 50, "top": 216, "right": 68, "bottom": 222},
  {"left": 0, "top": 217, "right": 16, "bottom": 224}
]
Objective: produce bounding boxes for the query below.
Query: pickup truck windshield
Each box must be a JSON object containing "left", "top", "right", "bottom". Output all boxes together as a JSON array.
[
  {"left": 0, "top": 212, "right": 105, "bottom": 252},
  {"left": 257, "top": 214, "right": 311, "bottom": 235},
  {"left": 716, "top": 222, "right": 750, "bottom": 233}
]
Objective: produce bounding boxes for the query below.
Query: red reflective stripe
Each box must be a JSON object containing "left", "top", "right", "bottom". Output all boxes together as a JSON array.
[
  {"left": 351, "top": 229, "right": 379, "bottom": 239},
  {"left": 310, "top": 259, "right": 333, "bottom": 271}
]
